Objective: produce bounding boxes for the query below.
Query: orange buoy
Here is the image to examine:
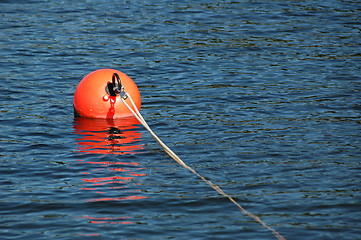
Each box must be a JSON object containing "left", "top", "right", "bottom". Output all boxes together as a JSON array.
[{"left": 74, "top": 69, "right": 141, "bottom": 119}]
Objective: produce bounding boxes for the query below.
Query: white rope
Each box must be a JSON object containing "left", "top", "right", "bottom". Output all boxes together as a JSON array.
[{"left": 120, "top": 93, "right": 286, "bottom": 240}]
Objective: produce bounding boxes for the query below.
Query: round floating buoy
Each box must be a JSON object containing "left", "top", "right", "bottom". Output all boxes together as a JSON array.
[{"left": 74, "top": 69, "right": 141, "bottom": 119}]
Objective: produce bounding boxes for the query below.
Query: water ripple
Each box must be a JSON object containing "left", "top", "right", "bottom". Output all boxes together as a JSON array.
[{"left": 1, "top": 0, "right": 360, "bottom": 239}]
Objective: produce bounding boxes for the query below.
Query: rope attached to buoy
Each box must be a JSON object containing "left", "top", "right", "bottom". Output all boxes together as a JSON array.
[{"left": 119, "top": 89, "right": 286, "bottom": 240}]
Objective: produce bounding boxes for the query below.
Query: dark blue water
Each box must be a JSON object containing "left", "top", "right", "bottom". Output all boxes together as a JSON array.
[{"left": 1, "top": 0, "right": 360, "bottom": 239}]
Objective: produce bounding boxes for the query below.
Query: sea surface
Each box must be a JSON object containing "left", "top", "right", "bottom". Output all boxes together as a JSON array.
[{"left": 1, "top": 0, "right": 360, "bottom": 239}]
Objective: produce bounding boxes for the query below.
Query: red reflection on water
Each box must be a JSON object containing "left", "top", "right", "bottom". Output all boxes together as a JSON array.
[
  {"left": 88, "top": 195, "right": 147, "bottom": 202},
  {"left": 77, "top": 160, "right": 140, "bottom": 166},
  {"left": 82, "top": 215, "right": 135, "bottom": 225},
  {"left": 74, "top": 117, "right": 143, "bottom": 155},
  {"left": 77, "top": 233, "right": 100, "bottom": 237},
  {"left": 83, "top": 176, "right": 134, "bottom": 183},
  {"left": 73, "top": 116, "right": 146, "bottom": 201},
  {"left": 73, "top": 117, "right": 147, "bottom": 230}
]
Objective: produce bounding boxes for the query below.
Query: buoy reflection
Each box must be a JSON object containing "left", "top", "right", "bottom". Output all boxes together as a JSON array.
[
  {"left": 81, "top": 215, "right": 134, "bottom": 225},
  {"left": 74, "top": 116, "right": 143, "bottom": 155},
  {"left": 73, "top": 116, "right": 147, "bottom": 230}
]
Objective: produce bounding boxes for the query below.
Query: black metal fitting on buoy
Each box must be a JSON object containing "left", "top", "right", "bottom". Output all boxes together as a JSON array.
[
  {"left": 106, "top": 73, "right": 122, "bottom": 96},
  {"left": 106, "top": 73, "right": 123, "bottom": 96}
]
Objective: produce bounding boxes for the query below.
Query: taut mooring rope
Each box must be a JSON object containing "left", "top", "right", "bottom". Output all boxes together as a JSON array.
[{"left": 120, "top": 93, "right": 286, "bottom": 240}]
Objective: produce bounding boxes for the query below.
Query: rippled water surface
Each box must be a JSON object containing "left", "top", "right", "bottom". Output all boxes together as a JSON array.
[{"left": 1, "top": 0, "right": 360, "bottom": 239}]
